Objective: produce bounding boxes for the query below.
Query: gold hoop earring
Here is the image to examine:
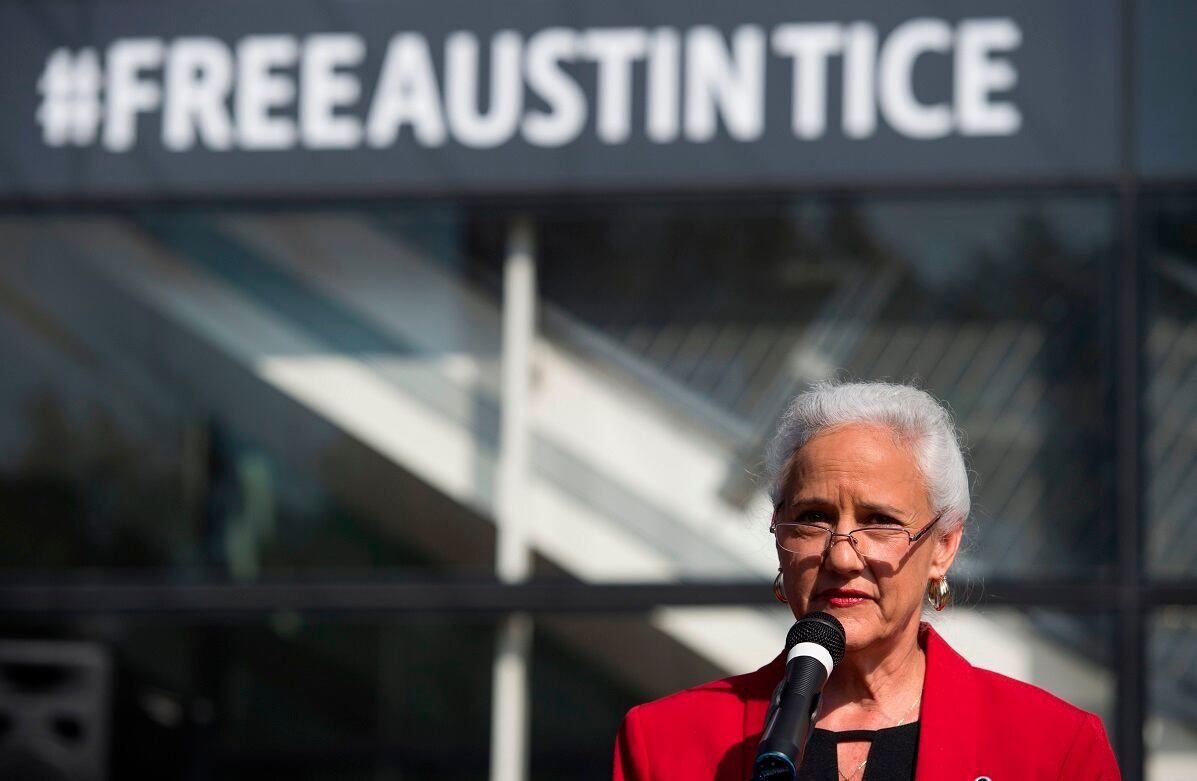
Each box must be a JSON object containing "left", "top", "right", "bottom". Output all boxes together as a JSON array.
[
  {"left": 926, "top": 576, "right": 951, "bottom": 611},
  {"left": 773, "top": 569, "right": 787, "bottom": 603}
]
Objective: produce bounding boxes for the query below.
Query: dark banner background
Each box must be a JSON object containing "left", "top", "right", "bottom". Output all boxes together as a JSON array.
[{"left": 0, "top": 0, "right": 1121, "bottom": 199}]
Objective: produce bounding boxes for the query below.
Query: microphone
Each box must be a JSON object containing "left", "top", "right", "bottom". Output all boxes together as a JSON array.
[{"left": 752, "top": 611, "right": 846, "bottom": 781}]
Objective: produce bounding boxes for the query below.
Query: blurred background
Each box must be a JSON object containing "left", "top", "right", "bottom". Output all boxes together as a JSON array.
[{"left": 0, "top": 1, "right": 1195, "bottom": 779}]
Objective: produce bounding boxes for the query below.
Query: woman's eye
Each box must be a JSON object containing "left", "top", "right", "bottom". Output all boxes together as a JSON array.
[
  {"left": 798, "top": 511, "right": 831, "bottom": 525},
  {"left": 869, "top": 514, "right": 901, "bottom": 526}
]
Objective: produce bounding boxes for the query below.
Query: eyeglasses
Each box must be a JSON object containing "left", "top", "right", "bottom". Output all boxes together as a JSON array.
[{"left": 770, "top": 506, "right": 942, "bottom": 563}]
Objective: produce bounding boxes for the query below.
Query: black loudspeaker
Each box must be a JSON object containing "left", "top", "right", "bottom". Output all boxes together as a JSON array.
[{"left": 0, "top": 640, "right": 110, "bottom": 781}]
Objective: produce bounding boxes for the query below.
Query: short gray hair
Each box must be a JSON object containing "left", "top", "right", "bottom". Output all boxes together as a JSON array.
[{"left": 766, "top": 381, "right": 970, "bottom": 531}]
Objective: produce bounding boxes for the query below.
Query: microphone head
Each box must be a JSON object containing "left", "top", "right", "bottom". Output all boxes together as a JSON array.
[{"left": 785, "top": 611, "right": 846, "bottom": 666}]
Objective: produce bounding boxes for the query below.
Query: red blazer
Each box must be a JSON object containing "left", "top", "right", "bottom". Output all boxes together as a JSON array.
[{"left": 614, "top": 624, "right": 1120, "bottom": 780}]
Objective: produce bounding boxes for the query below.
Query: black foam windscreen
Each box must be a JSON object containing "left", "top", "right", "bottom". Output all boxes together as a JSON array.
[{"left": 784, "top": 612, "right": 846, "bottom": 666}]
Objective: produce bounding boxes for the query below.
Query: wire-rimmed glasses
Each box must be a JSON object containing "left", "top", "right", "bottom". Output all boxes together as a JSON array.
[{"left": 770, "top": 506, "right": 942, "bottom": 562}]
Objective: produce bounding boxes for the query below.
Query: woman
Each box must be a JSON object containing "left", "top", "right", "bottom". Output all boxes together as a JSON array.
[{"left": 613, "top": 381, "right": 1119, "bottom": 781}]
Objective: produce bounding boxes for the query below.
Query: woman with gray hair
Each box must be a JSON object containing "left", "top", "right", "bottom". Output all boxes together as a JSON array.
[{"left": 614, "top": 381, "right": 1119, "bottom": 781}]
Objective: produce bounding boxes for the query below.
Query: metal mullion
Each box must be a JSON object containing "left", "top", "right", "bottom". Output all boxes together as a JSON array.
[
  {"left": 4, "top": 578, "right": 1197, "bottom": 618},
  {"left": 1114, "top": 1, "right": 1145, "bottom": 779}
]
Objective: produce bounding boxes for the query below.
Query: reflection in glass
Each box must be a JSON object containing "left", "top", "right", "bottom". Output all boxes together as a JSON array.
[
  {"left": 0, "top": 207, "right": 499, "bottom": 577},
  {"left": 0, "top": 614, "right": 640, "bottom": 781},
  {"left": 1149, "top": 609, "right": 1197, "bottom": 780},
  {"left": 1144, "top": 196, "right": 1197, "bottom": 579},
  {"left": 508, "top": 195, "right": 1118, "bottom": 579}
]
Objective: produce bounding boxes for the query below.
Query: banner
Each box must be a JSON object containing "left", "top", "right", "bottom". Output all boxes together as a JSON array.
[{"left": 0, "top": 0, "right": 1122, "bottom": 199}]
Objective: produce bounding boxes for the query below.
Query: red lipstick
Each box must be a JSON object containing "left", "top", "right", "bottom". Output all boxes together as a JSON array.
[{"left": 819, "top": 588, "right": 871, "bottom": 608}]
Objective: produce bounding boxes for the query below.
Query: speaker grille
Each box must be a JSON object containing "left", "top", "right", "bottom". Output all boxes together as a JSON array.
[{"left": 785, "top": 612, "right": 846, "bottom": 666}]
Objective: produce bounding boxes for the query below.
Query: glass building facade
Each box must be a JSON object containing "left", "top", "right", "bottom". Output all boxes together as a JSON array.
[{"left": 1, "top": 2, "right": 1196, "bottom": 780}]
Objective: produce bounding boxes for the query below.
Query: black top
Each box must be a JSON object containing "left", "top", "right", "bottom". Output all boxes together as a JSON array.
[{"left": 795, "top": 722, "right": 920, "bottom": 781}]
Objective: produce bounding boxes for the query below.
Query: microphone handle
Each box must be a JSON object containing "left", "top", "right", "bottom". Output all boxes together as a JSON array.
[{"left": 752, "top": 656, "right": 830, "bottom": 781}]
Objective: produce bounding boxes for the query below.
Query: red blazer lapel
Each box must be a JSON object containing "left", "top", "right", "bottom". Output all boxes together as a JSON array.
[
  {"left": 739, "top": 625, "right": 976, "bottom": 781},
  {"left": 915, "top": 624, "right": 977, "bottom": 781}
]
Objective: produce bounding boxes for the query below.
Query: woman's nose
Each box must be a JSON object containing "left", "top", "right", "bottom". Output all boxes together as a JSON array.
[{"left": 824, "top": 533, "right": 865, "bottom": 573}]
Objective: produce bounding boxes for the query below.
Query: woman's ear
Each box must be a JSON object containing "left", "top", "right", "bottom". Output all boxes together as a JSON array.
[{"left": 929, "top": 522, "right": 963, "bottom": 579}]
